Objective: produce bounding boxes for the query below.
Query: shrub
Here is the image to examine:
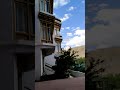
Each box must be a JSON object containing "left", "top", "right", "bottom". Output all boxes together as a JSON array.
[
  {"left": 85, "top": 52, "right": 105, "bottom": 90},
  {"left": 100, "top": 74, "right": 120, "bottom": 89},
  {"left": 73, "top": 57, "right": 85, "bottom": 72},
  {"left": 53, "top": 48, "right": 78, "bottom": 79}
]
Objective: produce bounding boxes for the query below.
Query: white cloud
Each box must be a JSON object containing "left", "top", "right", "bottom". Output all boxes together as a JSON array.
[
  {"left": 61, "top": 27, "right": 65, "bottom": 30},
  {"left": 67, "top": 33, "right": 72, "bottom": 36},
  {"left": 60, "top": 14, "right": 72, "bottom": 22},
  {"left": 66, "top": 36, "right": 85, "bottom": 47},
  {"left": 61, "top": 27, "right": 71, "bottom": 31},
  {"left": 87, "top": 9, "right": 120, "bottom": 50},
  {"left": 72, "top": 27, "right": 80, "bottom": 31},
  {"left": 64, "top": 46, "right": 71, "bottom": 50},
  {"left": 81, "top": 0, "right": 85, "bottom": 3},
  {"left": 53, "top": 13, "right": 56, "bottom": 16},
  {"left": 65, "top": 27, "right": 70, "bottom": 29},
  {"left": 54, "top": 0, "right": 70, "bottom": 9},
  {"left": 74, "top": 29, "right": 85, "bottom": 36},
  {"left": 68, "top": 6, "right": 76, "bottom": 11},
  {"left": 63, "top": 27, "right": 85, "bottom": 47}
]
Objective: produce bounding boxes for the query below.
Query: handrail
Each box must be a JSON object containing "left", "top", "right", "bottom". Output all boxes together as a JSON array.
[
  {"left": 24, "top": 86, "right": 31, "bottom": 90},
  {"left": 45, "top": 63, "right": 53, "bottom": 67}
]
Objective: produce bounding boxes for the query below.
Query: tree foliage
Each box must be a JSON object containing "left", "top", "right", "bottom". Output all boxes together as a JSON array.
[
  {"left": 53, "top": 48, "right": 78, "bottom": 79},
  {"left": 73, "top": 57, "right": 85, "bottom": 72},
  {"left": 101, "top": 74, "right": 120, "bottom": 89},
  {"left": 85, "top": 52, "right": 105, "bottom": 89}
]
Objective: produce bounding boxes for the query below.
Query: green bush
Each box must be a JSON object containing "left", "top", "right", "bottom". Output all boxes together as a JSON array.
[
  {"left": 100, "top": 74, "right": 120, "bottom": 89},
  {"left": 73, "top": 57, "right": 85, "bottom": 72}
]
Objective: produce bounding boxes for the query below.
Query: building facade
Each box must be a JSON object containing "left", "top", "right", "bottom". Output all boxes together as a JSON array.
[
  {"left": 0, "top": 0, "right": 62, "bottom": 89},
  {"left": 0, "top": 0, "right": 35, "bottom": 90},
  {"left": 35, "top": 0, "right": 62, "bottom": 80},
  {"left": 44, "top": 18, "right": 62, "bottom": 75}
]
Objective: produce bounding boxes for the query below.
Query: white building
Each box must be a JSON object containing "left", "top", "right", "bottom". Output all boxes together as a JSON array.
[
  {"left": 44, "top": 19, "right": 62, "bottom": 75},
  {"left": 35, "top": 0, "right": 62, "bottom": 81}
]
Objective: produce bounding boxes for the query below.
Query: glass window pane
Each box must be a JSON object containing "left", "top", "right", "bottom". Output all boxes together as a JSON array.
[
  {"left": 16, "top": 3, "right": 27, "bottom": 32},
  {"left": 47, "top": 1, "right": 49, "bottom": 12},
  {"left": 40, "top": 0, "right": 44, "bottom": 11},
  {"left": 29, "top": 5, "right": 35, "bottom": 34},
  {"left": 41, "top": 23, "right": 46, "bottom": 40}
]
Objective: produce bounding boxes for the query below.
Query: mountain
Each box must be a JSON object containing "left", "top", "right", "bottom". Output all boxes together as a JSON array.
[
  {"left": 71, "top": 46, "right": 85, "bottom": 58},
  {"left": 88, "top": 47, "right": 120, "bottom": 75}
]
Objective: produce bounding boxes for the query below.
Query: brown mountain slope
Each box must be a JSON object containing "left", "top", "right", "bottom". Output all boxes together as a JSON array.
[
  {"left": 71, "top": 46, "right": 85, "bottom": 58},
  {"left": 88, "top": 47, "right": 120, "bottom": 75}
]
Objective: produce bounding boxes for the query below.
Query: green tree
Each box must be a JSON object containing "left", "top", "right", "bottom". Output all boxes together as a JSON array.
[
  {"left": 53, "top": 48, "right": 78, "bottom": 79},
  {"left": 74, "top": 57, "right": 85, "bottom": 72},
  {"left": 85, "top": 52, "right": 105, "bottom": 90}
]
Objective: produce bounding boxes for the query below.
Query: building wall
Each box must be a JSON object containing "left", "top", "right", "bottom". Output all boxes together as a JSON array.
[
  {"left": 22, "top": 70, "right": 34, "bottom": 90},
  {"left": 35, "top": 0, "right": 56, "bottom": 80},
  {"left": 35, "top": 0, "right": 43, "bottom": 80},
  {"left": 14, "top": 58, "right": 18, "bottom": 90},
  {"left": 0, "top": 47, "right": 15, "bottom": 90},
  {"left": 0, "top": 0, "right": 35, "bottom": 90},
  {"left": 35, "top": 47, "right": 43, "bottom": 80},
  {"left": 0, "top": 0, "right": 15, "bottom": 89},
  {"left": 44, "top": 23, "right": 62, "bottom": 75}
]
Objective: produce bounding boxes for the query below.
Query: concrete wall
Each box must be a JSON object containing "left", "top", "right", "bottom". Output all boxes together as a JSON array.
[
  {"left": 35, "top": 0, "right": 42, "bottom": 81},
  {"left": 22, "top": 70, "right": 34, "bottom": 90},
  {"left": 0, "top": 0, "right": 15, "bottom": 89},
  {"left": 14, "top": 57, "right": 18, "bottom": 90},
  {"left": 0, "top": 47, "right": 15, "bottom": 90},
  {"left": 44, "top": 26, "right": 62, "bottom": 75},
  {"left": 35, "top": 47, "right": 43, "bottom": 80}
]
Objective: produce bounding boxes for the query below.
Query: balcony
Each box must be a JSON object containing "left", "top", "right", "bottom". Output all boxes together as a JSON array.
[
  {"left": 40, "top": 22, "right": 53, "bottom": 44},
  {"left": 54, "top": 35, "right": 63, "bottom": 43}
]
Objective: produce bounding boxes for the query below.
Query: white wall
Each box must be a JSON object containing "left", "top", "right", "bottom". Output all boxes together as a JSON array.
[
  {"left": 44, "top": 27, "right": 62, "bottom": 75},
  {"left": 35, "top": 0, "right": 43, "bottom": 80},
  {"left": 35, "top": 48, "right": 43, "bottom": 80}
]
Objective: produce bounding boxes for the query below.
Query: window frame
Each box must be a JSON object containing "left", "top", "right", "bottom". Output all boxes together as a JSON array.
[
  {"left": 14, "top": 0, "right": 35, "bottom": 40},
  {"left": 40, "top": 0, "right": 51, "bottom": 13},
  {"left": 41, "top": 20, "right": 53, "bottom": 43}
]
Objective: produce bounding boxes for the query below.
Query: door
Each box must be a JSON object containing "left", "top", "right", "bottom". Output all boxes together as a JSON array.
[{"left": 16, "top": 54, "right": 34, "bottom": 90}]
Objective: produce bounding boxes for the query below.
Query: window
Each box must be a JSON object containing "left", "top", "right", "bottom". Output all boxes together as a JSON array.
[
  {"left": 41, "top": 21, "right": 53, "bottom": 43},
  {"left": 47, "top": 24, "right": 52, "bottom": 41},
  {"left": 41, "top": 23, "right": 46, "bottom": 40},
  {"left": 40, "top": 0, "right": 51, "bottom": 13},
  {"left": 15, "top": 0, "right": 35, "bottom": 40},
  {"left": 16, "top": 3, "right": 27, "bottom": 33},
  {"left": 29, "top": 5, "right": 35, "bottom": 35},
  {"left": 46, "top": 0, "right": 50, "bottom": 12},
  {"left": 55, "top": 28, "right": 60, "bottom": 36},
  {"left": 56, "top": 29, "right": 60, "bottom": 36},
  {"left": 40, "top": 0, "right": 44, "bottom": 11}
]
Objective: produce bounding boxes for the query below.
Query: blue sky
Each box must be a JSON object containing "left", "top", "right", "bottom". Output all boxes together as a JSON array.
[{"left": 53, "top": 0, "right": 85, "bottom": 48}]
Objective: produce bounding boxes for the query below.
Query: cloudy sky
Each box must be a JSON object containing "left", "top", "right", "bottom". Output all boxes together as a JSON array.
[
  {"left": 53, "top": 0, "right": 85, "bottom": 48},
  {"left": 86, "top": 0, "right": 120, "bottom": 51}
]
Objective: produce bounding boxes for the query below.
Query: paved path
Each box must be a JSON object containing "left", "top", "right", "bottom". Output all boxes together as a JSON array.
[{"left": 35, "top": 77, "right": 85, "bottom": 90}]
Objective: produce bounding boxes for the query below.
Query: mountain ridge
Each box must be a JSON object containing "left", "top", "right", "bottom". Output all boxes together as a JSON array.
[{"left": 71, "top": 45, "right": 85, "bottom": 58}]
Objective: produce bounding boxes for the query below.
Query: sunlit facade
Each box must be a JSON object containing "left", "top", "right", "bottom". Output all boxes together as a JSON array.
[{"left": 35, "top": 0, "right": 62, "bottom": 81}]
